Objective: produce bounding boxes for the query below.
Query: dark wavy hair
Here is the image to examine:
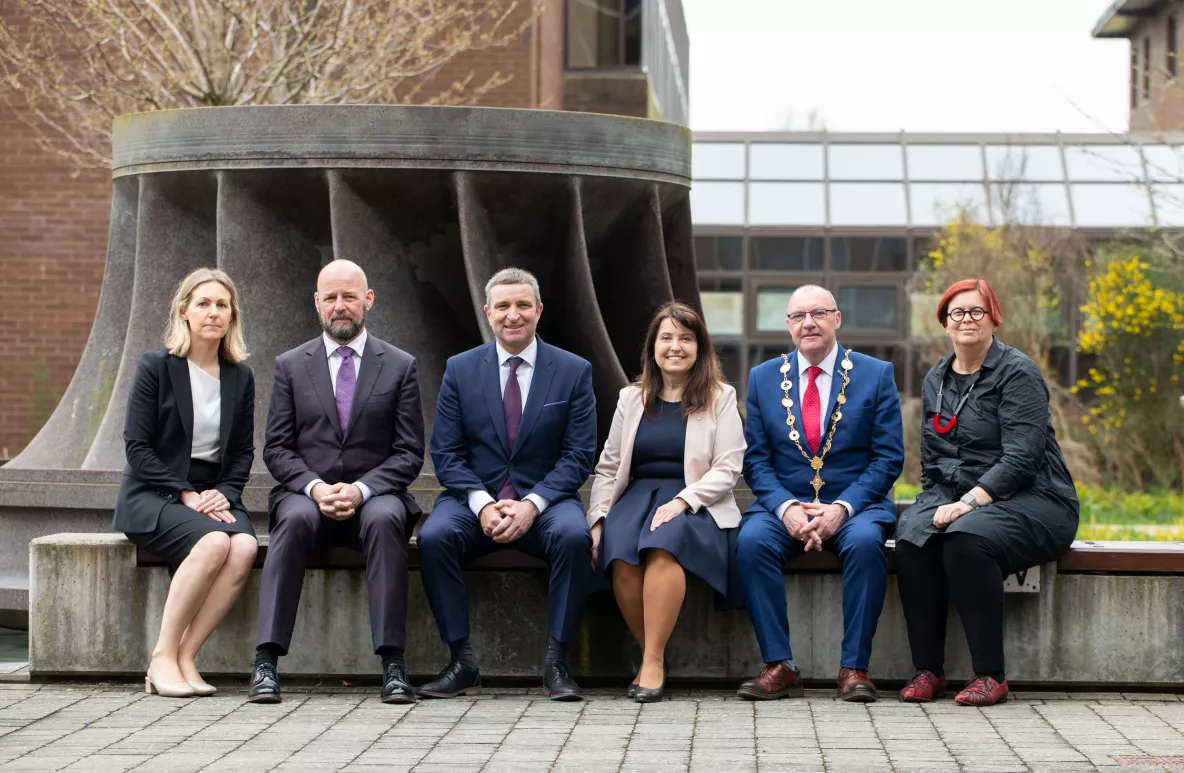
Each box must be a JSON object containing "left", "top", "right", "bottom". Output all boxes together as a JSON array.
[{"left": 638, "top": 302, "right": 724, "bottom": 420}]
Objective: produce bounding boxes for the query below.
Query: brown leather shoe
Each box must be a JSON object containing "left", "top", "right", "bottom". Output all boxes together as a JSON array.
[
  {"left": 736, "top": 661, "right": 804, "bottom": 701},
  {"left": 837, "top": 667, "right": 877, "bottom": 702}
]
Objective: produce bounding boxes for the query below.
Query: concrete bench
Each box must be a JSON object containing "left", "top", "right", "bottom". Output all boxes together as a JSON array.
[{"left": 30, "top": 527, "right": 1184, "bottom": 687}]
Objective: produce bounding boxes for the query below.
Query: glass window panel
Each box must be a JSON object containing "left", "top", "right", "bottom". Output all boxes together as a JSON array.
[
  {"left": 748, "top": 182, "right": 826, "bottom": 226},
  {"left": 909, "top": 183, "right": 989, "bottom": 226},
  {"left": 749, "top": 144, "right": 825, "bottom": 180},
  {"left": 829, "top": 183, "right": 908, "bottom": 226},
  {"left": 832, "top": 237, "right": 908, "bottom": 272},
  {"left": 906, "top": 145, "right": 983, "bottom": 180},
  {"left": 985, "top": 145, "right": 1064, "bottom": 181},
  {"left": 828, "top": 144, "right": 904, "bottom": 180},
  {"left": 691, "top": 182, "right": 744, "bottom": 225},
  {"left": 692, "top": 143, "right": 746, "bottom": 180},
  {"left": 716, "top": 344, "right": 742, "bottom": 386},
  {"left": 1151, "top": 184, "right": 1184, "bottom": 226},
  {"left": 694, "top": 235, "right": 743, "bottom": 271},
  {"left": 700, "top": 283, "right": 744, "bottom": 337},
  {"left": 1071, "top": 184, "right": 1153, "bottom": 227},
  {"left": 989, "top": 183, "right": 1071, "bottom": 226},
  {"left": 1064, "top": 145, "right": 1144, "bottom": 181},
  {"left": 756, "top": 287, "right": 798, "bottom": 332},
  {"left": 837, "top": 287, "right": 898, "bottom": 331},
  {"left": 1143, "top": 145, "right": 1184, "bottom": 181},
  {"left": 750, "top": 236, "right": 824, "bottom": 271},
  {"left": 910, "top": 292, "right": 946, "bottom": 338}
]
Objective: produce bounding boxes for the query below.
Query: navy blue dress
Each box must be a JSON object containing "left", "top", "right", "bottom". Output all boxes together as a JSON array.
[{"left": 600, "top": 399, "right": 732, "bottom": 596}]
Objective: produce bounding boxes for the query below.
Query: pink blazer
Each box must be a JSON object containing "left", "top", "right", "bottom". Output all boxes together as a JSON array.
[{"left": 588, "top": 383, "right": 746, "bottom": 529}]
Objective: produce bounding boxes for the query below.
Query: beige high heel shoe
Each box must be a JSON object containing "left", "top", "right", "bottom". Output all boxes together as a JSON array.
[
  {"left": 145, "top": 665, "right": 195, "bottom": 698},
  {"left": 187, "top": 679, "right": 217, "bottom": 696}
]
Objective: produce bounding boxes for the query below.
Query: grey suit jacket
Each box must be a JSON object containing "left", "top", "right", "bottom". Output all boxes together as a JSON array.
[{"left": 263, "top": 334, "right": 425, "bottom": 527}]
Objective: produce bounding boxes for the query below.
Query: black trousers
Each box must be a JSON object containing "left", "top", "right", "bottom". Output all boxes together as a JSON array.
[
  {"left": 256, "top": 493, "right": 416, "bottom": 655},
  {"left": 895, "top": 532, "right": 1006, "bottom": 677}
]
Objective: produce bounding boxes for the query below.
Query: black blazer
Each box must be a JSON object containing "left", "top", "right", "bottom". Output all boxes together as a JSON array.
[
  {"left": 263, "top": 334, "right": 425, "bottom": 528},
  {"left": 112, "top": 349, "right": 256, "bottom": 534}
]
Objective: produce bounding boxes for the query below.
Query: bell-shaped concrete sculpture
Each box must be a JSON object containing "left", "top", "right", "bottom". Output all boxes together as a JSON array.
[{"left": 8, "top": 105, "right": 696, "bottom": 472}]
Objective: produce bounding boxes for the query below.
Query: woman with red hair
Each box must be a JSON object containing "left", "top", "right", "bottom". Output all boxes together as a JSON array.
[{"left": 894, "top": 279, "right": 1078, "bottom": 706}]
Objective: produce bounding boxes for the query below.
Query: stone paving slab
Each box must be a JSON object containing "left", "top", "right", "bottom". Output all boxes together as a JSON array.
[{"left": 0, "top": 685, "right": 1181, "bottom": 771}]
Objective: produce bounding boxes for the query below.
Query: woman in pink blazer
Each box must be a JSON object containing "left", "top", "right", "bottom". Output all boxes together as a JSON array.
[{"left": 589, "top": 302, "right": 746, "bottom": 703}]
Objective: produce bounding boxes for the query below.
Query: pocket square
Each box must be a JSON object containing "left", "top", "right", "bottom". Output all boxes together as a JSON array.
[{"left": 542, "top": 400, "right": 568, "bottom": 408}]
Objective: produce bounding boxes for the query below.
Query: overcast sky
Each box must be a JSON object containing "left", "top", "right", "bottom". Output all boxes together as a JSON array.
[{"left": 682, "top": 0, "right": 1131, "bottom": 134}]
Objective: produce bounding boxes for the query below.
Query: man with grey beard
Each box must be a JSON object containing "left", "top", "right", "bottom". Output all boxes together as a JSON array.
[{"left": 249, "top": 259, "right": 425, "bottom": 705}]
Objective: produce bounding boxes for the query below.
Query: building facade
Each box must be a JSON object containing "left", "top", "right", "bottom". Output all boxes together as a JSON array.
[
  {"left": 1094, "top": 0, "right": 1184, "bottom": 130},
  {"left": 0, "top": 0, "right": 688, "bottom": 458},
  {"left": 691, "top": 131, "right": 1184, "bottom": 398}
]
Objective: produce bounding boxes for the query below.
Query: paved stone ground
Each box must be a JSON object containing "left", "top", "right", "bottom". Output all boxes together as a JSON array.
[{"left": 1, "top": 684, "right": 1184, "bottom": 772}]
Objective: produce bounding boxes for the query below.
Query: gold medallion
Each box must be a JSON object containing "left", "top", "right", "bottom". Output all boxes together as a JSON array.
[
  {"left": 785, "top": 416, "right": 794, "bottom": 426},
  {"left": 789, "top": 429, "right": 800, "bottom": 441},
  {"left": 841, "top": 358, "right": 853, "bottom": 371},
  {"left": 832, "top": 411, "right": 842, "bottom": 422},
  {"left": 836, "top": 394, "right": 846, "bottom": 405},
  {"left": 780, "top": 379, "right": 792, "bottom": 391},
  {"left": 779, "top": 362, "right": 791, "bottom": 374},
  {"left": 810, "top": 456, "right": 823, "bottom": 470},
  {"left": 782, "top": 397, "right": 793, "bottom": 408}
]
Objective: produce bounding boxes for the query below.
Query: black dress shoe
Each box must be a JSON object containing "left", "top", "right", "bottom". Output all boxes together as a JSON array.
[
  {"left": 543, "top": 662, "right": 583, "bottom": 701},
  {"left": 626, "top": 682, "right": 639, "bottom": 699},
  {"left": 381, "top": 662, "right": 416, "bottom": 705},
  {"left": 635, "top": 680, "right": 665, "bottom": 704},
  {"left": 247, "top": 661, "right": 281, "bottom": 704},
  {"left": 417, "top": 660, "right": 481, "bottom": 698}
]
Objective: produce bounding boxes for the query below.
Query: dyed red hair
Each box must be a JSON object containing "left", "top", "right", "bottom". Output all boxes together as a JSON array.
[{"left": 936, "top": 279, "right": 1004, "bottom": 327}]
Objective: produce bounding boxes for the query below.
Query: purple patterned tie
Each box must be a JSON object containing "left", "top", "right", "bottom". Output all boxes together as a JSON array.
[
  {"left": 497, "top": 356, "right": 523, "bottom": 500},
  {"left": 336, "top": 347, "right": 356, "bottom": 434}
]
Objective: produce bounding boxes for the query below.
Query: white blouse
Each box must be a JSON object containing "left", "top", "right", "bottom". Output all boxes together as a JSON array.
[{"left": 188, "top": 360, "right": 222, "bottom": 462}]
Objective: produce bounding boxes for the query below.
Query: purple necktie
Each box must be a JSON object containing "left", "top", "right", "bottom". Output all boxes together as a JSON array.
[
  {"left": 497, "top": 356, "right": 523, "bottom": 500},
  {"left": 336, "top": 347, "right": 356, "bottom": 434}
]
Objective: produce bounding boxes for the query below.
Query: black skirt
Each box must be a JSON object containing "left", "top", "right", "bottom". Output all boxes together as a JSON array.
[
  {"left": 123, "top": 458, "right": 255, "bottom": 565},
  {"left": 599, "top": 477, "right": 733, "bottom": 597}
]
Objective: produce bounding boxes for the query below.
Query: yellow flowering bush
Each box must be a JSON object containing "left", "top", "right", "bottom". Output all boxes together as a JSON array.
[{"left": 1074, "top": 245, "right": 1184, "bottom": 488}]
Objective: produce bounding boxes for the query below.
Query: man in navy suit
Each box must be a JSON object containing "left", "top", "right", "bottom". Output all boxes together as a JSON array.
[
  {"left": 735, "top": 285, "right": 903, "bottom": 703},
  {"left": 417, "top": 268, "right": 597, "bottom": 700}
]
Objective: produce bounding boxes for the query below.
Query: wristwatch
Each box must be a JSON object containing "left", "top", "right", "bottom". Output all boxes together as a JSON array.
[{"left": 960, "top": 492, "right": 979, "bottom": 509}]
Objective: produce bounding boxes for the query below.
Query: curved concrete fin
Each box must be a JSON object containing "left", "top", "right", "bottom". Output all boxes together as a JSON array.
[
  {"left": 660, "top": 186, "right": 702, "bottom": 316},
  {"left": 327, "top": 169, "right": 481, "bottom": 463},
  {"left": 83, "top": 173, "right": 218, "bottom": 470},
  {"left": 584, "top": 179, "right": 676, "bottom": 383},
  {"left": 453, "top": 171, "right": 497, "bottom": 343},
  {"left": 10, "top": 177, "right": 140, "bottom": 469},
  {"left": 216, "top": 170, "right": 331, "bottom": 470}
]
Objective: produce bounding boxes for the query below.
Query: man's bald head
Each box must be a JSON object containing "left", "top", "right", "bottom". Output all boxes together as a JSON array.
[
  {"left": 788, "top": 284, "right": 837, "bottom": 311},
  {"left": 315, "top": 259, "right": 373, "bottom": 344}
]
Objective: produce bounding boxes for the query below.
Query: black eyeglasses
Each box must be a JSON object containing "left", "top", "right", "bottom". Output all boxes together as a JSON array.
[
  {"left": 948, "top": 307, "right": 987, "bottom": 322},
  {"left": 787, "top": 308, "right": 837, "bottom": 324}
]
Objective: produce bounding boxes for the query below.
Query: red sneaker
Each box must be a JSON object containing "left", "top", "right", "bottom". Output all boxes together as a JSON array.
[
  {"left": 899, "top": 670, "right": 947, "bottom": 702},
  {"left": 955, "top": 675, "right": 1009, "bottom": 706}
]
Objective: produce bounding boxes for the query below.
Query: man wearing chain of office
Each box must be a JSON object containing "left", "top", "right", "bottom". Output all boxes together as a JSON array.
[{"left": 734, "top": 284, "right": 904, "bottom": 703}]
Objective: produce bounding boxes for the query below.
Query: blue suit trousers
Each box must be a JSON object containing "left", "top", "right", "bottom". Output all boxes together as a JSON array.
[
  {"left": 736, "top": 507, "right": 891, "bottom": 670},
  {"left": 417, "top": 495, "right": 592, "bottom": 645}
]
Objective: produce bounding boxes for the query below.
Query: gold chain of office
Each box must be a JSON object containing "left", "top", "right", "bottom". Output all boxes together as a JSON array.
[{"left": 779, "top": 352, "right": 855, "bottom": 504}]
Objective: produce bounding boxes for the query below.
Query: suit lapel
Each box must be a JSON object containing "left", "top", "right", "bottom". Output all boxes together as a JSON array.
[
  {"left": 482, "top": 344, "right": 511, "bottom": 455},
  {"left": 304, "top": 339, "right": 342, "bottom": 440},
  {"left": 821, "top": 344, "right": 847, "bottom": 439},
  {"left": 166, "top": 355, "right": 194, "bottom": 447},
  {"left": 344, "top": 336, "right": 384, "bottom": 442},
  {"left": 217, "top": 358, "right": 238, "bottom": 465},
  {"left": 513, "top": 339, "right": 554, "bottom": 457}
]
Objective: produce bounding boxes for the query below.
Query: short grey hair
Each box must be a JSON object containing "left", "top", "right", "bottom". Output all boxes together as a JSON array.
[
  {"left": 788, "top": 284, "right": 838, "bottom": 310},
  {"left": 484, "top": 267, "right": 542, "bottom": 307}
]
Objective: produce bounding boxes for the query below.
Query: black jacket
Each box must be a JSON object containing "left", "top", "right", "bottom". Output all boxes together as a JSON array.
[{"left": 112, "top": 349, "right": 255, "bottom": 534}]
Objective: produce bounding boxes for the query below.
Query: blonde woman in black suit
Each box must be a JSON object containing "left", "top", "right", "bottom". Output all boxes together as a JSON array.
[{"left": 113, "top": 268, "right": 257, "bottom": 698}]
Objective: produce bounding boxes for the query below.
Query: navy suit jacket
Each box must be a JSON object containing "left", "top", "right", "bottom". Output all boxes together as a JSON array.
[
  {"left": 743, "top": 344, "right": 904, "bottom": 522},
  {"left": 263, "top": 334, "right": 425, "bottom": 527},
  {"left": 429, "top": 337, "right": 597, "bottom": 507}
]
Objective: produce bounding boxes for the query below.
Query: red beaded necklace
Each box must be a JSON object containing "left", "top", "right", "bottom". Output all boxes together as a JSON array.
[{"left": 932, "top": 363, "right": 980, "bottom": 435}]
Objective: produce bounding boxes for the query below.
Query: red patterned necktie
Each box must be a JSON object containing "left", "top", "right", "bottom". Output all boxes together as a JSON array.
[{"left": 802, "top": 365, "right": 822, "bottom": 455}]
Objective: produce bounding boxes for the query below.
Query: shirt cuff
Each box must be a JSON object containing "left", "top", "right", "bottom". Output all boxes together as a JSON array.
[
  {"left": 467, "top": 489, "right": 495, "bottom": 518},
  {"left": 836, "top": 500, "right": 854, "bottom": 518},
  {"left": 525, "top": 493, "right": 550, "bottom": 515},
  {"left": 303, "top": 479, "right": 325, "bottom": 498},
  {"left": 353, "top": 481, "right": 372, "bottom": 503},
  {"left": 775, "top": 499, "right": 800, "bottom": 519}
]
